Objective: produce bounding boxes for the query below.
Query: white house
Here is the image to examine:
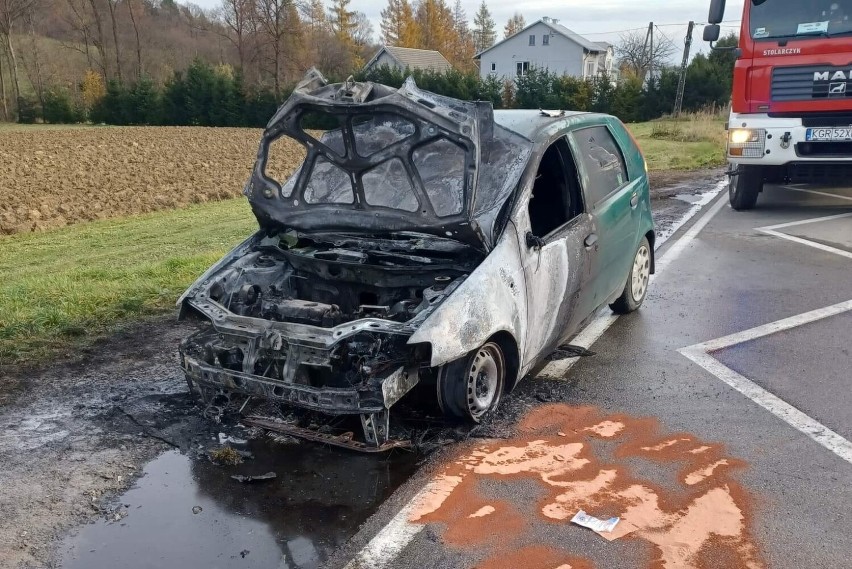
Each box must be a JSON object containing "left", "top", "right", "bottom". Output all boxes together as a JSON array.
[
  {"left": 364, "top": 46, "right": 453, "bottom": 74},
  {"left": 475, "top": 17, "right": 616, "bottom": 82}
]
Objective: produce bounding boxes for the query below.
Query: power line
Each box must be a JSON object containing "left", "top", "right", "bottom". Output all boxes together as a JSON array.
[{"left": 579, "top": 19, "right": 741, "bottom": 37}]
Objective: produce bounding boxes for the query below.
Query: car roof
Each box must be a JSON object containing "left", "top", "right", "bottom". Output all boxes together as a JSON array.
[{"left": 493, "top": 109, "right": 610, "bottom": 141}]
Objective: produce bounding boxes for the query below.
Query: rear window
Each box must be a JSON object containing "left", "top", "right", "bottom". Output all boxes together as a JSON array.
[{"left": 570, "top": 126, "right": 628, "bottom": 206}]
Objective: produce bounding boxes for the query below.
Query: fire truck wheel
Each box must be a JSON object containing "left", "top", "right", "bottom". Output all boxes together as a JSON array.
[{"left": 729, "top": 165, "right": 763, "bottom": 211}]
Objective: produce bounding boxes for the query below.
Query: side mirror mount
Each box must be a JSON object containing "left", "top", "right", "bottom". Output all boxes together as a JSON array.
[
  {"left": 708, "top": 0, "right": 726, "bottom": 24},
  {"left": 703, "top": 24, "right": 721, "bottom": 42},
  {"left": 525, "top": 231, "right": 545, "bottom": 250}
]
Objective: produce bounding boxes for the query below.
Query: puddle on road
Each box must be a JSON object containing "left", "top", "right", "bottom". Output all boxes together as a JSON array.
[
  {"left": 673, "top": 192, "right": 706, "bottom": 204},
  {"left": 60, "top": 438, "right": 418, "bottom": 569}
]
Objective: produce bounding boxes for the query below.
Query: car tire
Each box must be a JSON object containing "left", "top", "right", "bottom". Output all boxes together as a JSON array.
[
  {"left": 610, "top": 237, "right": 651, "bottom": 314},
  {"left": 437, "top": 341, "right": 506, "bottom": 423},
  {"left": 729, "top": 165, "right": 762, "bottom": 211}
]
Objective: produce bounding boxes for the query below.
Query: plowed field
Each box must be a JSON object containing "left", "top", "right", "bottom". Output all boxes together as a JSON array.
[{"left": 0, "top": 126, "right": 305, "bottom": 234}]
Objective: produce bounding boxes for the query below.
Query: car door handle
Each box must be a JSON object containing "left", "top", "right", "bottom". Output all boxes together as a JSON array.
[
  {"left": 630, "top": 192, "right": 639, "bottom": 208},
  {"left": 584, "top": 233, "right": 598, "bottom": 248}
]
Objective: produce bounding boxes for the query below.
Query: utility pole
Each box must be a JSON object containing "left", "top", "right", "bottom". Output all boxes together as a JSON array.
[
  {"left": 641, "top": 22, "right": 654, "bottom": 83},
  {"left": 673, "top": 21, "right": 695, "bottom": 117}
]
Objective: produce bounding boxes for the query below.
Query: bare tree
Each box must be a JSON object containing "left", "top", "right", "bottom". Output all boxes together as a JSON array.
[
  {"left": 25, "top": 7, "right": 45, "bottom": 108},
  {"left": 255, "top": 0, "right": 300, "bottom": 98},
  {"left": 62, "top": 0, "right": 96, "bottom": 71},
  {"left": 218, "top": 0, "right": 254, "bottom": 70},
  {"left": 0, "top": 42, "right": 7, "bottom": 119},
  {"left": 0, "top": 0, "right": 37, "bottom": 105},
  {"left": 85, "top": 0, "right": 111, "bottom": 79},
  {"left": 105, "top": 0, "right": 123, "bottom": 82},
  {"left": 126, "top": 0, "right": 142, "bottom": 79},
  {"left": 616, "top": 28, "right": 676, "bottom": 80}
]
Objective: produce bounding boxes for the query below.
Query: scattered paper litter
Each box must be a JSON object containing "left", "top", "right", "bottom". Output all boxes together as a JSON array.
[{"left": 571, "top": 510, "right": 620, "bottom": 533}]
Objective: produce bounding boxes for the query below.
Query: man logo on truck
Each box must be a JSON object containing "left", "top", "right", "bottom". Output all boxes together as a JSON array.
[
  {"left": 829, "top": 82, "right": 847, "bottom": 96},
  {"left": 814, "top": 70, "right": 851, "bottom": 82},
  {"left": 813, "top": 70, "right": 852, "bottom": 99}
]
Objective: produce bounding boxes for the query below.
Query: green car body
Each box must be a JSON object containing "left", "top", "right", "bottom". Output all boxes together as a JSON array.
[{"left": 178, "top": 76, "right": 655, "bottom": 446}]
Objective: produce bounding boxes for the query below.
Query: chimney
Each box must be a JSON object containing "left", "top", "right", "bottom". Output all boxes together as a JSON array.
[
  {"left": 552, "top": 18, "right": 560, "bottom": 25},
  {"left": 542, "top": 16, "right": 550, "bottom": 23}
]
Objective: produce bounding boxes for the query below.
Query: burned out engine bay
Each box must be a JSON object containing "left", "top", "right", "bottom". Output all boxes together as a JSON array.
[
  {"left": 204, "top": 231, "right": 480, "bottom": 328},
  {"left": 179, "top": 231, "right": 482, "bottom": 436}
]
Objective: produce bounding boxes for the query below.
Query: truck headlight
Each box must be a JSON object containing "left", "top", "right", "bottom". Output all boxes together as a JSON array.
[{"left": 728, "top": 129, "right": 766, "bottom": 158}]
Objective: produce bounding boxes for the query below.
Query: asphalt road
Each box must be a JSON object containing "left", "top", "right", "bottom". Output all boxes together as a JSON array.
[{"left": 331, "top": 183, "right": 852, "bottom": 569}]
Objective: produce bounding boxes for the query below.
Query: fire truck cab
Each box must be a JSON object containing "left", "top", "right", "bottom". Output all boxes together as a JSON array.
[{"left": 705, "top": 0, "right": 852, "bottom": 209}]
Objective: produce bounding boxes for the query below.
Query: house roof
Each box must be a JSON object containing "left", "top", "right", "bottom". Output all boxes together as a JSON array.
[
  {"left": 365, "top": 46, "right": 453, "bottom": 73},
  {"left": 475, "top": 19, "right": 605, "bottom": 59}
]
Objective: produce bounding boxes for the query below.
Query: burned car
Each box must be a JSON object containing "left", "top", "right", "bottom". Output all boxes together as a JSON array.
[{"left": 178, "top": 69, "right": 655, "bottom": 448}]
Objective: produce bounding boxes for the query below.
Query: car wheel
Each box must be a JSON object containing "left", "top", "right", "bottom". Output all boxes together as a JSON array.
[
  {"left": 729, "top": 165, "right": 762, "bottom": 211},
  {"left": 437, "top": 341, "right": 506, "bottom": 423},
  {"left": 610, "top": 237, "right": 651, "bottom": 314}
]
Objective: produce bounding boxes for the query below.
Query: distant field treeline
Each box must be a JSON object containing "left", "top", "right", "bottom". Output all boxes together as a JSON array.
[{"left": 21, "top": 51, "right": 734, "bottom": 128}]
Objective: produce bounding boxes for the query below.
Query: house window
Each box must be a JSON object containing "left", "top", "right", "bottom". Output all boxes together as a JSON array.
[
  {"left": 516, "top": 61, "right": 530, "bottom": 76},
  {"left": 542, "top": 34, "right": 550, "bottom": 45},
  {"left": 491, "top": 62, "right": 496, "bottom": 72},
  {"left": 586, "top": 62, "right": 595, "bottom": 77},
  {"left": 529, "top": 34, "right": 535, "bottom": 46}
]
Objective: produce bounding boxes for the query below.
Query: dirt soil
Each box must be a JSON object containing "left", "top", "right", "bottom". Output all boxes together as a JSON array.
[
  {"left": 0, "top": 317, "right": 210, "bottom": 568},
  {"left": 0, "top": 127, "right": 304, "bottom": 234}
]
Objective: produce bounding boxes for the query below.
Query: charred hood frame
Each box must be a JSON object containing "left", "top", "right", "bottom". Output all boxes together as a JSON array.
[{"left": 245, "top": 69, "right": 529, "bottom": 251}]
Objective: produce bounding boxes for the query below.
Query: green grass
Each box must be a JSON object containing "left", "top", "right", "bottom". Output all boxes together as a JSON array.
[
  {"left": 0, "top": 199, "right": 257, "bottom": 366},
  {"left": 627, "top": 114, "right": 728, "bottom": 171}
]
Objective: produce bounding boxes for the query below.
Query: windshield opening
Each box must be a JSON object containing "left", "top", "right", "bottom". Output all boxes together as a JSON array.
[{"left": 750, "top": 0, "right": 851, "bottom": 40}]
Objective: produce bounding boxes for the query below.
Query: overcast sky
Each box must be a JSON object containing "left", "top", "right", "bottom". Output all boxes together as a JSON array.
[{"left": 188, "top": 0, "right": 745, "bottom": 63}]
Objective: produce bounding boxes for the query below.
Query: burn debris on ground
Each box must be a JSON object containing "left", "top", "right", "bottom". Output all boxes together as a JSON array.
[
  {"left": 230, "top": 472, "right": 277, "bottom": 483},
  {"left": 209, "top": 446, "right": 243, "bottom": 466}
]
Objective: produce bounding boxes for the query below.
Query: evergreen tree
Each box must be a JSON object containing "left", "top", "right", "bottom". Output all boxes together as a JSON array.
[
  {"left": 503, "top": 12, "right": 525, "bottom": 38},
  {"left": 415, "top": 0, "right": 455, "bottom": 54},
  {"left": 450, "top": 0, "right": 474, "bottom": 70},
  {"left": 329, "top": 0, "right": 358, "bottom": 46},
  {"left": 380, "top": 0, "right": 418, "bottom": 47},
  {"left": 472, "top": 1, "right": 496, "bottom": 53}
]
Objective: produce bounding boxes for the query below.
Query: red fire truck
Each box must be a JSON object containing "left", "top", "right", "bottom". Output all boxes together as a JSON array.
[{"left": 704, "top": 0, "right": 852, "bottom": 210}]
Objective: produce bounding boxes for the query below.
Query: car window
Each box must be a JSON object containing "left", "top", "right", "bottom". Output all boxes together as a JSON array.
[
  {"left": 527, "top": 138, "right": 584, "bottom": 238},
  {"left": 570, "top": 126, "right": 628, "bottom": 207}
]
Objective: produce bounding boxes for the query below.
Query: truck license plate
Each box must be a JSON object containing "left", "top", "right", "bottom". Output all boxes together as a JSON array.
[{"left": 806, "top": 127, "right": 852, "bottom": 142}]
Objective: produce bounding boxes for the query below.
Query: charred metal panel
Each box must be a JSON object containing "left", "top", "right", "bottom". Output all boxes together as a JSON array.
[
  {"left": 245, "top": 70, "right": 532, "bottom": 250},
  {"left": 408, "top": 223, "right": 527, "bottom": 367}
]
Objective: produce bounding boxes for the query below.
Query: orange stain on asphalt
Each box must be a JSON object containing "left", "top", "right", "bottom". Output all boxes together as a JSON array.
[
  {"left": 685, "top": 459, "right": 731, "bottom": 485},
  {"left": 584, "top": 420, "right": 625, "bottom": 438},
  {"left": 411, "top": 404, "right": 764, "bottom": 569}
]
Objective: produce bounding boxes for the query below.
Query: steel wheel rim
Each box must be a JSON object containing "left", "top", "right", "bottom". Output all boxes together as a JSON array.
[
  {"left": 466, "top": 343, "right": 504, "bottom": 419},
  {"left": 631, "top": 245, "right": 651, "bottom": 301}
]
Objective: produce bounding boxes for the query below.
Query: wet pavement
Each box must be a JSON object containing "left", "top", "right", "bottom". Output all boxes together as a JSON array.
[
  {"left": 61, "top": 443, "right": 417, "bottom": 569},
  {"left": 330, "top": 183, "right": 852, "bottom": 569}
]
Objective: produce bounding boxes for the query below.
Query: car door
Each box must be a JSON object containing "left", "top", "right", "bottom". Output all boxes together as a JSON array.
[
  {"left": 568, "top": 124, "right": 640, "bottom": 306},
  {"left": 517, "top": 137, "right": 597, "bottom": 364}
]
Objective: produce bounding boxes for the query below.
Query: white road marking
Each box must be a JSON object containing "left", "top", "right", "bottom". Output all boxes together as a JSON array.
[
  {"left": 679, "top": 299, "right": 852, "bottom": 465},
  {"left": 539, "top": 180, "right": 727, "bottom": 380},
  {"left": 779, "top": 185, "right": 852, "bottom": 202},
  {"left": 342, "top": 479, "right": 447, "bottom": 569},
  {"left": 346, "top": 181, "right": 731, "bottom": 567},
  {"left": 757, "top": 212, "right": 852, "bottom": 262},
  {"left": 681, "top": 206, "right": 852, "bottom": 465}
]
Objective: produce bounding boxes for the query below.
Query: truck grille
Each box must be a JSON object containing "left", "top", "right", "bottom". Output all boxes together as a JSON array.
[{"left": 772, "top": 65, "right": 852, "bottom": 102}]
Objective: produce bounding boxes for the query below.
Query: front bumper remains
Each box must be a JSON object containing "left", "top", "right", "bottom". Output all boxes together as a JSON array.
[{"left": 179, "top": 313, "right": 422, "bottom": 448}]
